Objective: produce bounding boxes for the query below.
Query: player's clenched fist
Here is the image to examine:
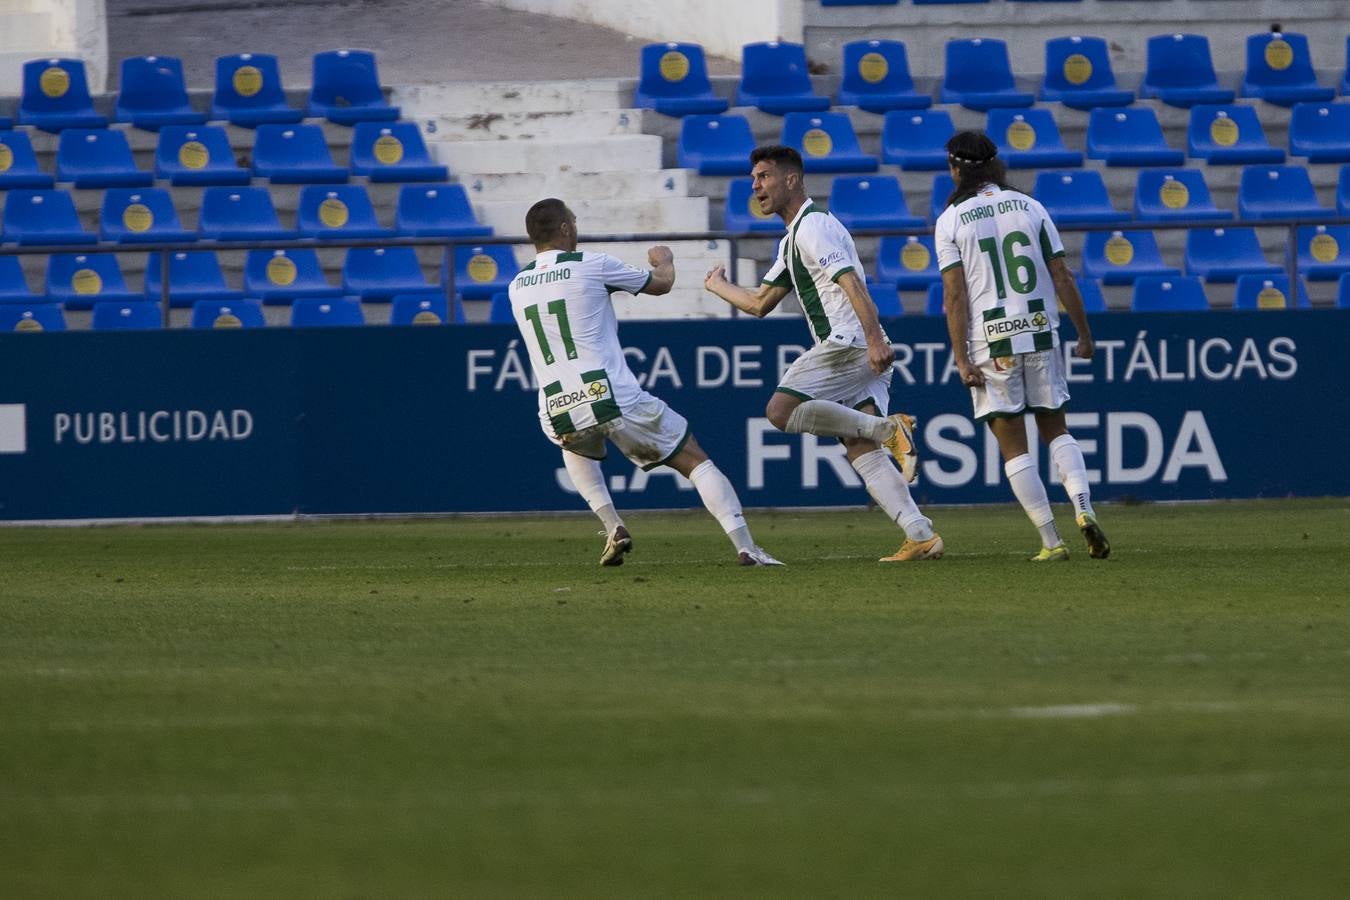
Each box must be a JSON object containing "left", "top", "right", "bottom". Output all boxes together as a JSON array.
[
  {"left": 648, "top": 245, "right": 674, "bottom": 268},
  {"left": 704, "top": 265, "right": 729, "bottom": 291}
]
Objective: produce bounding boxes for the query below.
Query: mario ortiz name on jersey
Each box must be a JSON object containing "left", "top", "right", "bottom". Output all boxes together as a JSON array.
[{"left": 958, "top": 196, "right": 1032, "bottom": 226}]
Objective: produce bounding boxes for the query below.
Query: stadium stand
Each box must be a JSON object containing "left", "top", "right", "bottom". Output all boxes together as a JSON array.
[
  {"left": 875, "top": 235, "right": 940, "bottom": 289},
  {"left": 1237, "top": 165, "right": 1333, "bottom": 221},
  {"left": 1296, "top": 225, "right": 1350, "bottom": 281},
  {"left": 880, "top": 109, "right": 955, "bottom": 170},
  {"left": 55, "top": 128, "right": 155, "bottom": 188},
  {"left": 827, "top": 175, "right": 925, "bottom": 231},
  {"left": 18, "top": 58, "right": 108, "bottom": 131},
  {"left": 394, "top": 184, "right": 494, "bottom": 238},
  {"left": 1086, "top": 107, "right": 1185, "bottom": 167},
  {"left": 924, "top": 282, "right": 944, "bottom": 316},
  {"left": 307, "top": 49, "right": 402, "bottom": 125},
  {"left": 291, "top": 296, "right": 365, "bottom": 327},
  {"left": 677, "top": 114, "right": 756, "bottom": 175},
  {"left": 724, "top": 178, "right": 782, "bottom": 233},
  {"left": 633, "top": 43, "right": 728, "bottom": 117},
  {"left": 455, "top": 244, "right": 519, "bottom": 301},
  {"left": 0, "top": 303, "right": 66, "bottom": 333},
  {"left": 0, "top": 131, "right": 56, "bottom": 188},
  {"left": 114, "top": 56, "right": 208, "bottom": 129},
  {"left": 144, "top": 251, "right": 246, "bottom": 307},
  {"left": 1139, "top": 34, "right": 1235, "bottom": 107},
  {"left": 342, "top": 247, "right": 439, "bottom": 301},
  {"left": 99, "top": 188, "right": 197, "bottom": 243},
  {"left": 2, "top": 189, "right": 96, "bottom": 244},
  {"left": 781, "top": 112, "right": 878, "bottom": 173},
  {"left": 1186, "top": 105, "right": 1285, "bottom": 165},
  {"left": 987, "top": 108, "right": 1082, "bottom": 169},
  {"left": 191, "top": 298, "right": 266, "bottom": 329},
  {"left": 244, "top": 249, "right": 344, "bottom": 305},
  {"left": 1184, "top": 227, "right": 1282, "bottom": 283},
  {"left": 836, "top": 40, "right": 931, "bottom": 113},
  {"left": 1241, "top": 32, "right": 1334, "bottom": 107},
  {"left": 91, "top": 300, "right": 162, "bottom": 331},
  {"left": 198, "top": 187, "right": 296, "bottom": 240},
  {"left": 1033, "top": 170, "right": 1128, "bottom": 225},
  {"left": 349, "top": 122, "right": 448, "bottom": 182},
  {"left": 1340, "top": 166, "right": 1350, "bottom": 216},
  {"left": 1082, "top": 230, "right": 1180, "bottom": 284},
  {"left": 1287, "top": 103, "right": 1350, "bottom": 164},
  {"left": 251, "top": 123, "right": 348, "bottom": 184},
  {"left": 737, "top": 42, "right": 830, "bottom": 114},
  {"left": 1077, "top": 277, "right": 1108, "bottom": 313},
  {"left": 1133, "top": 170, "right": 1232, "bottom": 222},
  {"left": 940, "top": 38, "right": 1034, "bottom": 111},
  {"left": 211, "top": 53, "right": 302, "bottom": 126},
  {"left": 1130, "top": 275, "right": 1210, "bottom": 312},
  {"left": 0, "top": 256, "right": 37, "bottom": 302},
  {"left": 1233, "top": 274, "right": 1312, "bottom": 309},
  {"left": 45, "top": 253, "right": 140, "bottom": 309},
  {"left": 867, "top": 283, "right": 902, "bottom": 317},
  {"left": 154, "top": 125, "right": 251, "bottom": 186},
  {"left": 296, "top": 185, "right": 394, "bottom": 239},
  {"left": 929, "top": 173, "right": 955, "bottom": 222},
  {"left": 488, "top": 291, "right": 512, "bottom": 324},
  {"left": 390, "top": 293, "right": 462, "bottom": 326},
  {"left": 1040, "top": 36, "right": 1133, "bottom": 110},
  {"left": 1339, "top": 273, "right": 1350, "bottom": 309}
]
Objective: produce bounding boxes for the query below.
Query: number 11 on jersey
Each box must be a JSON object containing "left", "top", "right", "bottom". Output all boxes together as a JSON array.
[{"left": 523, "top": 299, "right": 578, "bottom": 365}]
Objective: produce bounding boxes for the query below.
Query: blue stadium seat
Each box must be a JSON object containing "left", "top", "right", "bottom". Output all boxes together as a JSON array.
[
  {"left": 781, "top": 112, "right": 878, "bottom": 173},
  {"left": 1341, "top": 165, "right": 1350, "bottom": 216},
  {"left": 725, "top": 178, "right": 782, "bottom": 233},
  {"left": 100, "top": 188, "right": 197, "bottom": 243},
  {"left": 198, "top": 186, "right": 296, "bottom": 240},
  {"left": 55, "top": 128, "right": 154, "bottom": 188},
  {"left": 92, "top": 301, "right": 162, "bottom": 331},
  {"left": 880, "top": 109, "right": 955, "bottom": 170},
  {"left": 211, "top": 53, "right": 302, "bottom": 126},
  {"left": 987, "top": 108, "right": 1082, "bottom": 168},
  {"left": 1232, "top": 273, "right": 1311, "bottom": 309},
  {"left": 115, "top": 56, "right": 207, "bottom": 129},
  {"left": 1241, "top": 32, "right": 1333, "bottom": 107},
  {"left": 349, "top": 122, "right": 447, "bottom": 182},
  {"left": 1082, "top": 230, "right": 1180, "bottom": 285},
  {"left": 0, "top": 256, "right": 36, "bottom": 302},
  {"left": 867, "top": 283, "right": 902, "bottom": 317},
  {"left": 1288, "top": 102, "right": 1350, "bottom": 163},
  {"left": 144, "top": 251, "right": 245, "bottom": 307},
  {"left": 0, "top": 131, "right": 56, "bottom": 188},
  {"left": 828, "top": 175, "right": 924, "bottom": 230},
  {"left": 244, "top": 249, "right": 343, "bottom": 305},
  {"left": 634, "top": 43, "right": 728, "bottom": 117},
  {"left": 191, "top": 298, "right": 266, "bottom": 329},
  {"left": 1237, "top": 165, "right": 1332, "bottom": 220},
  {"left": 1140, "top": 34, "right": 1235, "bottom": 108},
  {"left": 0, "top": 303, "right": 66, "bottom": 332},
  {"left": 677, "top": 114, "right": 755, "bottom": 175},
  {"left": 488, "top": 291, "right": 513, "bottom": 323},
  {"left": 154, "top": 125, "right": 251, "bottom": 186},
  {"left": 307, "top": 49, "right": 401, "bottom": 125},
  {"left": 391, "top": 293, "right": 462, "bottom": 326},
  {"left": 837, "top": 40, "right": 931, "bottom": 113},
  {"left": 2, "top": 189, "right": 95, "bottom": 244},
  {"left": 1040, "top": 36, "right": 1133, "bottom": 110},
  {"left": 1296, "top": 224, "right": 1350, "bottom": 281},
  {"left": 1130, "top": 275, "right": 1210, "bottom": 312},
  {"left": 1086, "top": 107, "right": 1184, "bottom": 166},
  {"left": 297, "top": 185, "right": 393, "bottom": 239},
  {"left": 1184, "top": 227, "right": 1282, "bottom": 283},
  {"left": 46, "top": 253, "right": 139, "bottom": 309},
  {"left": 1032, "top": 170, "right": 1128, "bottom": 225},
  {"left": 929, "top": 173, "right": 955, "bottom": 222},
  {"left": 1076, "top": 277, "right": 1107, "bottom": 313},
  {"left": 18, "top": 59, "right": 108, "bottom": 131},
  {"left": 1338, "top": 273, "right": 1350, "bottom": 308},
  {"left": 343, "top": 247, "right": 439, "bottom": 301},
  {"left": 395, "top": 184, "right": 493, "bottom": 238},
  {"left": 1133, "top": 169, "right": 1232, "bottom": 222},
  {"left": 455, "top": 244, "right": 519, "bottom": 301},
  {"left": 252, "top": 124, "right": 347, "bottom": 183},
  {"left": 1186, "top": 105, "right": 1284, "bottom": 165},
  {"left": 875, "top": 235, "right": 940, "bottom": 289},
  {"left": 736, "top": 42, "right": 830, "bottom": 115},
  {"left": 291, "top": 297, "right": 365, "bottom": 327},
  {"left": 824, "top": 0, "right": 900, "bottom": 5},
  {"left": 940, "top": 38, "right": 1034, "bottom": 111},
  {"left": 924, "top": 282, "right": 944, "bottom": 316}
]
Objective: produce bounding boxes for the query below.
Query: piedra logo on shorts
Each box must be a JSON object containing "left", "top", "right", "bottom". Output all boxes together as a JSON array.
[{"left": 547, "top": 377, "right": 610, "bottom": 415}]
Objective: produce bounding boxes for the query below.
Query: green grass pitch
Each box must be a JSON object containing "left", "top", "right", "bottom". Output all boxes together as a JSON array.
[{"left": 3, "top": 498, "right": 1349, "bottom": 898}]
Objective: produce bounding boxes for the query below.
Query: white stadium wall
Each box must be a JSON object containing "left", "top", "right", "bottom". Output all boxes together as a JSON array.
[
  {"left": 477, "top": 0, "right": 804, "bottom": 62},
  {"left": 0, "top": 0, "right": 108, "bottom": 94}
]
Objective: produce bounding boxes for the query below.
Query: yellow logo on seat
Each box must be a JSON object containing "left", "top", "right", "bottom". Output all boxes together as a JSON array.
[
  {"left": 213, "top": 312, "right": 243, "bottom": 329},
  {"left": 858, "top": 52, "right": 889, "bottom": 84},
  {"left": 123, "top": 203, "right": 154, "bottom": 233},
  {"left": 0, "top": 143, "right": 12, "bottom": 173},
  {"left": 1104, "top": 235, "right": 1134, "bottom": 266},
  {"left": 1257, "top": 285, "right": 1287, "bottom": 308},
  {"left": 1006, "top": 120, "right": 1036, "bottom": 150},
  {"left": 1063, "top": 53, "right": 1093, "bottom": 85},
  {"left": 178, "top": 140, "right": 209, "bottom": 169},
  {"left": 40, "top": 66, "right": 70, "bottom": 98},
  {"left": 659, "top": 51, "right": 690, "bottom": 82},
  {"left": 802, "top": 128, "right": 832, "bottom": 157},
  {"left": 15, "top": 317, "right": 43, "bottom": 332},
  {"left": 468, "top": 253, "right": 498, "bottom": 283},
  {"left": 901, "top": 240, "right": 930, "bottom": 271},
  {"left": 749, "top": 194, "right": 772, "bottom": 220},
  {"left": 1310, "top": 233, "right": 1339, "bottom": 263},
  {"left": 266, "top": 255, "right": 297, "bottom": 285},
  {"left": 412, "top": 309, "right": 442, "bottom": 325},
  {"left": 318, "top": 198, "right": 349, "bottom": 228},
  {"left": 1264, "top": 38, "right": 1294, "bottom": 71},
  {"left": 232, "top": 65, "right": 263, "bottom": 97},
  {"left": 373, "top": 135, "right": 404, "bottom": 165},
  {"left": 1159, "top": 179, "right": 1190, "bottom": 209},
  {"left": 1210, "top": 116, "right": 1239, "bottom": 147},
  {"left": 72, "top": 268, "right": 102, "bottom": 294}
]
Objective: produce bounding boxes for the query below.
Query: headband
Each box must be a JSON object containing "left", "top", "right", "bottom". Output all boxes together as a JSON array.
[{"left": 948, "top": 149, "right": 998, "bottom": 167}]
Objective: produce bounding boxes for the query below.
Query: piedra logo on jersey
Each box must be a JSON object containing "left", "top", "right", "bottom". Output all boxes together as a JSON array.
[
  {"left": 1031, "top": 311, "right": 1048, "bottom": 328},
  {"left": 587, "top": 381, "right": 609, "bottom": 400}
]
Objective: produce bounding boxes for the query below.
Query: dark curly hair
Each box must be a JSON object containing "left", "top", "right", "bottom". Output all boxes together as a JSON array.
[{"left": 944, "top": 130, "right": 1015, "bottom": 209}]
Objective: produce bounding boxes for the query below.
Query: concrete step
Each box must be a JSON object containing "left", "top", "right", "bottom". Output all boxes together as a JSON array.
[
  {"left": 461, "top": 169, "right": 689, "bottom": 203},
  {"left": 393, "top": 79, "right": 633, "bottom": 118},
  {"left": 420, "top": 108, "right": 643, "bottom": 143},
  {"left": 475, "top": 196, "right": 709, "bottom": 237},
  {"left": 432, "top": 133, "right": 663, "bottom": 176}
]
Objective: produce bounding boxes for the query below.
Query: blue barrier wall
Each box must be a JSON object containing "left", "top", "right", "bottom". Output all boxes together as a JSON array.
[{"left": 1, "top": 311, "right": 1347, "bottom": 520}]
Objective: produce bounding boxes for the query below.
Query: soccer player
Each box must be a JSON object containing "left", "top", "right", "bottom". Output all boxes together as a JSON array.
[
  {"left": 934, "top": 131, "right": 1110, "bottom": 561},
  {"left": 508, "top": 198, "right": 783, "bottom": 567},
  {"left": 703, "top": 145, "right": 943, "bottom": 563}
]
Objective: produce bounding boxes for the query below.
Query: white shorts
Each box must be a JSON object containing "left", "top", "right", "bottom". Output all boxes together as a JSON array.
[
  {"left": 776, "top": 340, "right": 892, "bottom": 416},
  {"left": 543, "top": 391, "right": 691, "bottom": 471},
  {"left": 970, "top": 349, "right": 1070, "bottom": 422}
]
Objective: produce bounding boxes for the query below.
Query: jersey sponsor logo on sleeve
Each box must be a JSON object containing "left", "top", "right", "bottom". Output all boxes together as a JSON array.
[{"left": 818, "top": 249, "right": 846, "bottom": 269}]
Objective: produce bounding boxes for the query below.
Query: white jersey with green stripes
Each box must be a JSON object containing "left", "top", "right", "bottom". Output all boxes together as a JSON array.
[
  {"left": 761, "top": 200, "right": 869, "bottom": 348},
  {"left": 507, "top": 249, "right": 652, "bottom": 437},
  {"left": 934, "top": 184, "right": 1066, "bottom": 364}
]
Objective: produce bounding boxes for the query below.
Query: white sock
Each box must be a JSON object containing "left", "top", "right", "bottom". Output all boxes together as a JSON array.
[
  {"left": 563, "top": 450, "right": 623, "bottom": 533},
  {"left": 1049, "top": 433, "right": 1095, "bottom": 520},
  {"left": 1005, "top": 453, "right": 1061, "bottom": 548},
  {"left": 784, "top": 399, "right": 890, "bottom": 442},
  {"left": 851, "top": 449, "right": 933, "bottom": 541},
  {"left": 688, "top": 459, "right": 754, "bottom": 552}
]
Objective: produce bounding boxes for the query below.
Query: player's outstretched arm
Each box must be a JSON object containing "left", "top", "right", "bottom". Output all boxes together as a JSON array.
[
  {"left": 703, "top": 265, "right": 789, "bottom": 318},
  {"left": 641, "top": 245, "right": 676, "bottom": 296},
  {"left": 836, "top": 270, "right": 894, "bottom": 374},
  {"left": 1049, "top": 257, "right": 1094, "bottom": 360}
]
